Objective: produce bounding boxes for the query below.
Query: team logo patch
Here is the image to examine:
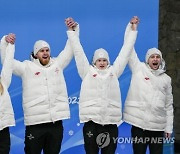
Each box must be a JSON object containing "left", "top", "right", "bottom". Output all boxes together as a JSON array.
[
  {"left": 145, "top": 77, "right": 150, "bottom": 80},
  {"left": 35, "top": 72, "right": 40, "bottom": 75},
  {"left": 55, "top": 68, "right": 59, "bottom": 74}
]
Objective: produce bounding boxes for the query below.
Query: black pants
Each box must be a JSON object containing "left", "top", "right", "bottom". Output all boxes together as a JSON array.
[
  {"left": 131, "top": 126, "right": 164, "bottom": 154},
  {"left": 83, "top": 121, "right": 118, "bottom": 154},
  {"left": 24, "top": 120, "right": 63, "bottom": 154},
  {"left": 0, "top": 127, "right": 10, "bottom": 154},
  {"left": 174, "top": 139, "right": 180, "bottom": 154}
]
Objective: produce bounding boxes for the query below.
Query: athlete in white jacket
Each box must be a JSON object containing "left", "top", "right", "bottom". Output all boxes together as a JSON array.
[
  {"left": 1, "top": 18, "right": 77, "bottom": 154},
  {"left": 123, "top": 24, "right": 174, "bottom": 154},
  {"left": 66, "top": 17, "right": 139, "bottom": 154},
  {"left": 0, "top": 38, "right": 15, "bottom": 154}
]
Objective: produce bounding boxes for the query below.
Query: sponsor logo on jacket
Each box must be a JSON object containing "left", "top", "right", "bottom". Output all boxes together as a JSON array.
[
  {"left": 35, "top": 72, "right": 40, "bottom": 75},
  {"left": 144, "top": 77, "right": 150, "bottom": 80}
]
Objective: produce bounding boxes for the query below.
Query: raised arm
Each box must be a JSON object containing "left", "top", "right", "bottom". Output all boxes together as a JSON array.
[
  {"left": 66, "top": 19, "right": 90, "bottom": 79},
  {"left": 128, "top": 48, "right": 141, "bottom": 72},
  {"left": 56, "top": 40, "right": 73, "bottom": 69},
  {"left": 113, "top": 16, "right": 139, "bottom": 77},
  {"left": 124, "top": 18, "right": 142, "bottom": 72},
  {"left": 124, "top": 23, "right": 132, "bottom": 43},
  {"left": 56, "top": 17, "right": 78, "bottom": 69},
  {"left": 124, "top": 16, "right": 139, "bottom": 42},
  {"left": 1, "top": 34, "right": 26, "bottom": 77},
  {"left": 0, "top": 42, "right": 15, "bottom": 88}
]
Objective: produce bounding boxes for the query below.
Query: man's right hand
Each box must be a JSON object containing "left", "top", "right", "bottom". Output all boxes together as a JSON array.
[
  {"left": 5, "top": 33, "right": 16, "bottom": 44},
  {"left": 130, "top": 16, "right": 140, "bottom": 31},
  {"left": 65, "top": 17, "right": 77, "bottom": 31}
]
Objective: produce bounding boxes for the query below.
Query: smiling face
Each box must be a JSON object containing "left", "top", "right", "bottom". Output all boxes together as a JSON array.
[
  {"left": 147, "top": 54, "right": 161, "bottom": 70},
  {"left": 35, "top": 47, "right": 50, "bottom": 66},
  {"left": 94, "top": 58, "right": 108, "bottom": 70}
]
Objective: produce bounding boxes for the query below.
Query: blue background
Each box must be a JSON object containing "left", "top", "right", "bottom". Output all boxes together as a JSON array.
[{"left": 0, "top": 0, "right": 174, "bottom": 153}]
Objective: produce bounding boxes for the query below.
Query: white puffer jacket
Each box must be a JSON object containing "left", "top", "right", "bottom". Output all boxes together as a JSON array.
[
  {"left": 1, "top": 36, "right": 73, "bottom": 126},
  {"left": 0, "top": 41, "right": 15, "bottom": 131},
  {"left": 123, "top": 25, "right": 173, "bottom": 133},
  {"left": 67, "top": 23, "right": 138, "bottom": 125}
]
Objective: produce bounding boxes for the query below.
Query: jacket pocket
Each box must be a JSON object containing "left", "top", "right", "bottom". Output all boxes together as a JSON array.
[
  {"left": 109, "top": 101, "right": 121, "bottom": 108},
  {"left": 79, "top": 99, "right": 98, "bottom": 108},
  {"left": 55, "top": 96, "right": 69, "bottom": 108},
  {"left": 55, "top": 96, "right": 67, "bottom": 102},
  {"left": 125, "top": 101, "right": 142, "bottom": 107},
  {"left": 153, "top": 106, "right": 166, "bottom": 117},
  {"left": 24, "top": 96, "right": 46, "bottom": 108}
]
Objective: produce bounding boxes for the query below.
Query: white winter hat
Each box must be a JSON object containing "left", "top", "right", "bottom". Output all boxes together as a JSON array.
[
  {"left": 145, "top": 48, "right": 162, "bottom": 63},
  {"left": 33, "top": 40, "right": 50, "bottom": 55},
  {"left": 92, "top": 48, "right": 110, "bottom": 64}
]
